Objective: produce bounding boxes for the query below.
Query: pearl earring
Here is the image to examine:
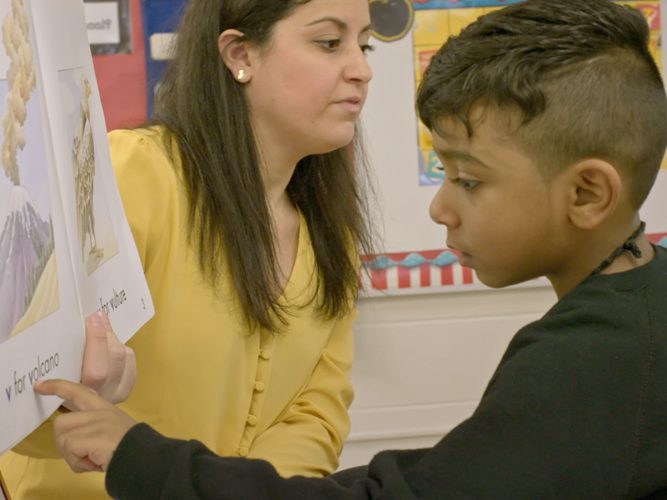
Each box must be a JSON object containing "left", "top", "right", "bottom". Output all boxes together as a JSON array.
[{"left": 237, "top": 69, "right": 246, "bottom": 82}]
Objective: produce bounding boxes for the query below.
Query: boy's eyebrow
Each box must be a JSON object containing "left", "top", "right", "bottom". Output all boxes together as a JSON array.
[
  {"left": 434, "top": 148, "right": 489, "bottom": 168},
  {"left": 305, "top": 17, "right": 372, "bottom": 35}
]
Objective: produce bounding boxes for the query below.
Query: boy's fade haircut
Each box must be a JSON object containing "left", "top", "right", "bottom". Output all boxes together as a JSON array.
[{"left": 416, "top": 0, "right": 667, "bottom": 208}]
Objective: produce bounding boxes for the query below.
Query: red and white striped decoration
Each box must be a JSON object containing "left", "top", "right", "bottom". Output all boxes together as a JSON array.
[{"left": 361, "top": 232, "right": 667, "bottom": 293}]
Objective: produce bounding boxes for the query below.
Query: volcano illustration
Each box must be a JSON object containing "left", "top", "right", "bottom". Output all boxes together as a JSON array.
[{"left": 0, "top": 184, "right": 55, "bottom": 342}]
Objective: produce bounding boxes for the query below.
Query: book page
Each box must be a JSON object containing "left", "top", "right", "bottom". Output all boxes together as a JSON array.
[
  {"left": 0, "top": 0, "right": 84, "bottom": 453},
  {"left": 29, "top": 0, "right": 154, "bottom": 342},
  {"left": 0, "top": 0, "right": 153, "bottom": 453}
]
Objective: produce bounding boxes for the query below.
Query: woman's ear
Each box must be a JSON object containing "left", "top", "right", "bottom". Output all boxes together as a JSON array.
[
  {"left": 218, "top": 29, "right": 252, "bottom": 83},
  {"left": 564, "top": 159, "right": 622, "bottom": 230}
]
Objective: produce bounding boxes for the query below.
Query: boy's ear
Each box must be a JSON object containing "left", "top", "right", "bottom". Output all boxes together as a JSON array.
[
  {"left": 218, "top": 29, "right": 253, "bottom": 83},
  {"left": 564, "top": 159, "right": 622, "bottom": 230}
]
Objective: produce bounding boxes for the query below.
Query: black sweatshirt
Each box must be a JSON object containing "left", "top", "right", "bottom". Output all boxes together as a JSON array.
[{"left": 106, "top": 247, "right": 667, "bottom": 499}]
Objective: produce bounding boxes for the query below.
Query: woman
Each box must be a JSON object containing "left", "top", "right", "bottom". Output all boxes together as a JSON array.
[{"left": 1, "top": 0, "right": 375, "bottom": 497}]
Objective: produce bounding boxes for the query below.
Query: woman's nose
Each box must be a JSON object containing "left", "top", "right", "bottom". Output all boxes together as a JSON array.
[{"left": 344, "top": 46, "right": 373, "bottom": 84}]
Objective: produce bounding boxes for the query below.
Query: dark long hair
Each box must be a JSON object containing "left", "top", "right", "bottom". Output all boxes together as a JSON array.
[{"left": 151, "top": 0, "right": 374, "bottom": 330}]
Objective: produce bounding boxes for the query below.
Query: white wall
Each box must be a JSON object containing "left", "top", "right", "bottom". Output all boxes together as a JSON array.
[{"left": 339, "top": 285, "right": 556, "bottom": 469}]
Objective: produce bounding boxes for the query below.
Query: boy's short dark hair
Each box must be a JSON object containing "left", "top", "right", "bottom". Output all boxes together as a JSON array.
[{"left": 417, "top": 0, "right": 667, "bottom": 208}]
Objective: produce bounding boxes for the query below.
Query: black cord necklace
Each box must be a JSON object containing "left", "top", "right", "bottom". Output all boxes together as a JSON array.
[{"left": 589, "top": 221, "right": 646, "bottom": 276}]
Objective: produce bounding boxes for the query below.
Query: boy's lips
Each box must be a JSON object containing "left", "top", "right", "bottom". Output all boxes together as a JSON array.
[{"left": 448, "top": 243, "right": 473, "bottom": 265}]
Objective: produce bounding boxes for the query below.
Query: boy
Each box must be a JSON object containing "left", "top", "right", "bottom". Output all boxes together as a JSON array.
[{"left": 35, "top": 0, "right": 667, "bottom": 497}]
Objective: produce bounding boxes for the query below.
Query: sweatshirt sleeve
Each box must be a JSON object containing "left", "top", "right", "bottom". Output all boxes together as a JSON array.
[{"left": 106, "top": 423, "right": 385, "bottom": 500}]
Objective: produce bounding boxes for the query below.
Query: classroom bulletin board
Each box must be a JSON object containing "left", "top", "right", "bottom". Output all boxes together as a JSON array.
[
  {"left": 360, "top": 0, "right": 667, "bottom": 295},
  {"left": 88, "top": 0, "right": 147, "bottom": 130}
]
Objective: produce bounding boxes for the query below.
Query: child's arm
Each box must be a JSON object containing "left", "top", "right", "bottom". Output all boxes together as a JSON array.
[{"left": 33, "top": 380, "right": 381, "bottom": 499}]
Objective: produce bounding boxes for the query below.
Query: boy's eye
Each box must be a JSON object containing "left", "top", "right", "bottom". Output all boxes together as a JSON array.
[
  {"left": 450, "top": 177, "right": 480, "bottom": 191},
  {"left": 458, "top": 178, "right": 480, "bottom": 191},
  {"left": 318, "top": 39, "right": 341, "bottom": 50}
]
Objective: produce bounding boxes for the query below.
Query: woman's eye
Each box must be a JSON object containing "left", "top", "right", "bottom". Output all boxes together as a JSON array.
[
  {"left": 318, "top": 39, "right": 341, "bottom": 50},
  {"left": 360, "top": 43, "right": 375, "bottom": 54}
]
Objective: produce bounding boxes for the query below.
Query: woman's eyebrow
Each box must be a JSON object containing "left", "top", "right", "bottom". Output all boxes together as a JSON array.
[{"left": 305, "top": 17, "right": 372, "bottom": 35}]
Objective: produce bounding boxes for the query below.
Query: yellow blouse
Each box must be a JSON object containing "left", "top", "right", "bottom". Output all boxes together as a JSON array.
[{"left": 0, "top": 127, "right": 355, "bottom": 499}]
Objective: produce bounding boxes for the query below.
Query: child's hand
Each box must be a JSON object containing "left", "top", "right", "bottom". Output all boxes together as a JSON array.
[
  {"left": 81, "top": 311, "right": 136, "bottom": 403},
  {"left": 34, "top": 379, "right": 137, "bottom": 473}
]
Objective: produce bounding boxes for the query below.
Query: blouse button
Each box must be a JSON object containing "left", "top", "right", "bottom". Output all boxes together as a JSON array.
[
  {"left": 259, "top": 349, "right": 271, "bottom": 360},
  {"left": 246, "top": 414, "right": 258, "bottom": 426},
  {"left": 253, "top": 381, "right": 265, "bottom": 392},
  {"left": 237, "top": 446, "right": 249, "bottom": 457}
]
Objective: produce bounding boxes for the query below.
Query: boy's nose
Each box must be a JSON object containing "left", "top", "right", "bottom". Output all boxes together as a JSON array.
[{"left": 429, "top": 183, "right": 460, "bottom": 229}]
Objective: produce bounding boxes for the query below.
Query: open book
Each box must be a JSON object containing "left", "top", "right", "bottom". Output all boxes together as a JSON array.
[{"left": 0, "top": 0, "right": 153, "bottom": 454}]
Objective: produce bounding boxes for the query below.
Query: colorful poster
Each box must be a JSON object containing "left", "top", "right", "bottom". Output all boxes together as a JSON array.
[{"left": 413, "top": 0, "right": 664, "bottom": 185}]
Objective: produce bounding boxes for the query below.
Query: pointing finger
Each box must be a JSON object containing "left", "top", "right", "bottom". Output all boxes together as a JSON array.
[{"left": 34, "top": 379, "right": 110, "bottom": 412}]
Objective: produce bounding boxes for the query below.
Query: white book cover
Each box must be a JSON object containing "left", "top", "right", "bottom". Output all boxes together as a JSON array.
[{"left": 0, "top": 0, "right": 153, "bottom": 454}]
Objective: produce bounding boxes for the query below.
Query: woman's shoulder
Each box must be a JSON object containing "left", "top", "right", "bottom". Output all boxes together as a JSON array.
[
  {"left": 108, "top": 125, "right": 174, "bottom": 160},
  {"left": 108, "top": 125, "right": 181, "bottom": 197}
]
